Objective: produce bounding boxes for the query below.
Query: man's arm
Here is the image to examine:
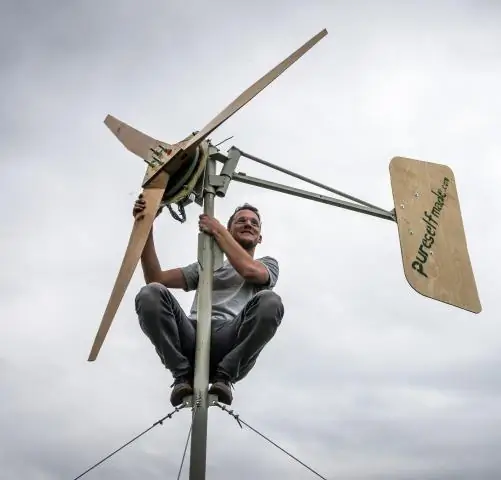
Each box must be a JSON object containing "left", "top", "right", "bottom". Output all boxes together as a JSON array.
[
  {"left": 133, "top": 194, "right": 189, "bottom": 289},
  {"left": 140, "top": 229, "right": 188, "bottom": 289},
  {"left": 211, "top": 227, "right": 270, "bottom": 285}
]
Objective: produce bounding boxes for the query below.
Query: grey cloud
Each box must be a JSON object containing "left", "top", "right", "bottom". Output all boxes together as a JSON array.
[{"left": 1, "top": 0, "right": 500, "bottom": 479}]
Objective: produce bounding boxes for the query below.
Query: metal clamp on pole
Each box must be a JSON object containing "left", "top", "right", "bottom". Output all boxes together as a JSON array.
[{"left": 215, "top": 146, "right": 241, "bottom": 198}]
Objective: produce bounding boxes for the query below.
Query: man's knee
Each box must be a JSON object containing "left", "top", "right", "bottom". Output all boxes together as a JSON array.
[
  {"left": 255, "top": 290, "right": 283, "bottom": 307},
  {"left": 253, "top": 290, "right": 284, "bottom": 324},
  {"left": 135, "top": 282, "right": 171, "bottom": 311}
]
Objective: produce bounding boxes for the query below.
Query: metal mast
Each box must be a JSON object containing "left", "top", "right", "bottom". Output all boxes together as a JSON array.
[{"left": 188, "top": 154, "right": 218, "bottom": 480}]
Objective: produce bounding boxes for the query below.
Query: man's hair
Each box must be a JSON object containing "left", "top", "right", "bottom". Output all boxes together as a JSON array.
[{"left": 226, "top": 203, "right": 261, "bottom": 229}]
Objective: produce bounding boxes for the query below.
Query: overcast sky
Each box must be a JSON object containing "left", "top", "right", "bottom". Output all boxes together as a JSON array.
[{"left": 1, "top": 0, "right": 501, "bottom": 478}]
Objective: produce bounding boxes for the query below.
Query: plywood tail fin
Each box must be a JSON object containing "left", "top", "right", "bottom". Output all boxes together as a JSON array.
[
  {"left": 104, "top": 114, "right": 173, "bottom": 163},
  {"left": 142, "top": 28, "right": 328, "bottom": 186},
  {"left": 87, "top": 170, "right": 170, "bottom": 361},
  {"left": 389, "top": 156, "right": 481, "bottom": 314}
]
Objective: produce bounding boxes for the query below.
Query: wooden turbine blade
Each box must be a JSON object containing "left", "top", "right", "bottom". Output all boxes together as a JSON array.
[
  {"left": 104, "top": 114, "right": 174, "bottom": 162},
  {"left": 142, "top": 28, "right": 328, "bottom": 186},
  {"left": 389, "top": 156, "right": 481, "bottom": 314},
  {"left": 87, "top": 170, "right": 170, "bottom": 361}
]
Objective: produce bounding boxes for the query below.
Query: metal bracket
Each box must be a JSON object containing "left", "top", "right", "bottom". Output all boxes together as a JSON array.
[
  {"left": 181, "top": 394, "right": 219, "bottom": 408},
  {"left": 208, "top": 175, "right": 225, "bottom": 188},
  {"left": 215, "top": 146, "right": 241, "bottom": 197},
  {"left": 199, "top": 147, "right": 242, "bottom": 198}
]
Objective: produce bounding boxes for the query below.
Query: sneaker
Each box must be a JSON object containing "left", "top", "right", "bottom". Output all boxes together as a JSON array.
[
  {"left": 170, "top": 375, "right": 193, "bottom": 406},
  {"left": 208, "top": 373, "right": 233, "bottom": 405}
]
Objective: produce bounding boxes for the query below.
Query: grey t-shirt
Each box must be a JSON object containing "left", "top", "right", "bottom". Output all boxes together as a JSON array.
[{"left": 180, "top": 256, "right": 279, "bottom": 322}]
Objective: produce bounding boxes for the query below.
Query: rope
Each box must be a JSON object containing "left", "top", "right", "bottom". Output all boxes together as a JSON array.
[
  {"left": 214, "top": 402, "right": 328, "bottom": 480},
  {"left": 176, "top": 421, "right": 192, "bottom": 479},
  {"left": 71, "top": 404, "right": 186, "bottom": 479}
]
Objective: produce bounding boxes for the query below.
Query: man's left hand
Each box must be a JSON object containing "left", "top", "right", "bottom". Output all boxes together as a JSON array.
[{"left": 199, "top": 214, "right": 224, "bottom": 236}]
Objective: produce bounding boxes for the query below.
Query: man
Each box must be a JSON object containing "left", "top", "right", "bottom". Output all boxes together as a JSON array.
[{"left": 133, "top": 194, "right": 284, "bottom": 407}]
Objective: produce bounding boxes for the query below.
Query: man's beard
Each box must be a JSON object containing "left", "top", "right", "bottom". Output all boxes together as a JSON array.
[{"left": 237, "top": 236, "right": 258, "bottom": 251}]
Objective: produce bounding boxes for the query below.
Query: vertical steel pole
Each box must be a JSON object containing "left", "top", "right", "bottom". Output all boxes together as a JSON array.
[{"left": 189, "top": 155, "right": 216, "bottom": 480}]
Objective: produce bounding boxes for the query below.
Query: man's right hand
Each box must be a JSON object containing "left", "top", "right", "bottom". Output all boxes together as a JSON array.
[{"left": 133, "top": 193, "right": 163, "bottom": 220}]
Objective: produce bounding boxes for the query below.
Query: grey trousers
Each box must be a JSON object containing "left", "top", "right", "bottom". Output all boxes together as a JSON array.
[{"left": 135, "top": 282, "right": 284, "bottom": 383}]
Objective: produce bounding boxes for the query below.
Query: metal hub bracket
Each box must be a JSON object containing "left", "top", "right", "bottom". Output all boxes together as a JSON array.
[{"left": 181, "top": 394, "right": 220, "bottom": 409}]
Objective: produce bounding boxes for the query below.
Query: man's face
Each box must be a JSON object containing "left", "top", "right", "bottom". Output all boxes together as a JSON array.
[{"left": 229, "top": 209, "right": 262, "bottom": 250}]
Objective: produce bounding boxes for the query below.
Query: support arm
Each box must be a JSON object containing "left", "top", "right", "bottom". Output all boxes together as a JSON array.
[{"left": 231, "top": 172, "right": 396, "bottom": 222}]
